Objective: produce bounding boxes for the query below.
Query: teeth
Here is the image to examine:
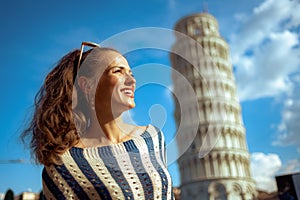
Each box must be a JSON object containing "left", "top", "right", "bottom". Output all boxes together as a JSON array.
[{"left": 124, "top": 89, "right": 133, "bottom": 95}]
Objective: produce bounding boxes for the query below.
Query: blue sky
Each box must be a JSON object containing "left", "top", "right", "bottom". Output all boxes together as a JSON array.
[{"left": 1, "top": 0, "right": 300, "bottom": 197}]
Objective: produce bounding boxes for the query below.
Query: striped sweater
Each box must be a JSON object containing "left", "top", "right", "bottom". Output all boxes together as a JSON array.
[{"left": 42, "top": 125, "right": 174, "bottom": 200}]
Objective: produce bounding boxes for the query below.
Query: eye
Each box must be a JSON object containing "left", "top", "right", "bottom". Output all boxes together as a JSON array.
[
  {"left": 112, "top": 68, "right": 123, "bottom": 73},
  {"left": 113, "top": 69, "right": 122, "bottom": 73}
]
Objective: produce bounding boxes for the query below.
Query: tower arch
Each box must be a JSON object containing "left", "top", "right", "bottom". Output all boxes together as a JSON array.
[{"left": 171, "top": 12, "right": 257, "bottom": 199}]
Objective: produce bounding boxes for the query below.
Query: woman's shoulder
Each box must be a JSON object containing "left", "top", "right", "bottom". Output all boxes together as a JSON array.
[
  {"left": 138, "top": 124, "right": 164, "bottom": 141},
  {"left": 120, "top": 124, "right": 162, "bottom": 142},
  {"left": 131, "top": 124, "right": 161, "bottom": 136},
  {"left": 125, "top": 124, "right": 147, "bottom": 137}
]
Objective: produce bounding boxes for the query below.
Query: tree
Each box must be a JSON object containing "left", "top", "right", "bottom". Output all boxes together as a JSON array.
[
  {"left": 4, "top": 189, "right": 14, "bottom": 200},
  {"left": 39, "top": 190, "right": 43, "bottom": 200}
]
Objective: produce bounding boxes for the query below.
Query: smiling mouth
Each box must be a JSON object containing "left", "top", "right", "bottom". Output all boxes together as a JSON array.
[{"left": 121, "top": 88, "right": 134, "bottom": 98}]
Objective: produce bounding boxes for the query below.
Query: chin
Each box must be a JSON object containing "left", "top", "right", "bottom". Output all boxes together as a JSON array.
[
  {"left": 124, "top": 100, "right": 135, "bottom": 110},
  {"left": 125, "top": 98, "right": 135, "bottom": 109},
  {"left": 128, "top": 103, "right": 135, "bottom": 109}
]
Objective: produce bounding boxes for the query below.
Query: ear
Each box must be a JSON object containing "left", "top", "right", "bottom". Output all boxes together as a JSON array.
[{"left": 77, "top": 76, "right": 93, "bottom": 94}]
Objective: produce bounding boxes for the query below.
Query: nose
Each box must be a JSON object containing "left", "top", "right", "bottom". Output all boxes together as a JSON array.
[{"left": 125, "top": 73, "right": 136, "bottom": 86}]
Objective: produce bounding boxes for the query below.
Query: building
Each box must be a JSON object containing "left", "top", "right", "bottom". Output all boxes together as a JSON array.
[
  {"left": 170, "top": 12, "right": 257, "bottom": 199},
  {"left": 14, "top": 192, "right": 40, "bottom": 200}
]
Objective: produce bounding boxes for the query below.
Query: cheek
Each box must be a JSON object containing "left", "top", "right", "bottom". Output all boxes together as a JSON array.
[
  {"left": 108, "top": 77, "right": 122, "bottom": 91},
  {"left": 97, "top": 76, "right": 121, "bottom": 96}
]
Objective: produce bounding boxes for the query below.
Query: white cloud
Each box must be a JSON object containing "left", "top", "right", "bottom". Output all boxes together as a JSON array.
[
  {"left": 250, "top": 152, "right": 282, "bottom": 192},
  {"left": 230, "top": 0, "right": 300, "bottom": 101},
  {"left": 280, "top": 159, "right": 300, "bottom": 174},
  {"left": 273, "top": 76, "right": 300, "bottom": 152}
]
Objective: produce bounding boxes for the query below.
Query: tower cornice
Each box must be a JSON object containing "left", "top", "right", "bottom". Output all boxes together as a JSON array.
[{"left": 174, "top": 13, "right": 218, "bottom": 32}]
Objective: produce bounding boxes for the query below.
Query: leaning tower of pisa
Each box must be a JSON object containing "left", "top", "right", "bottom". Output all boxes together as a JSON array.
[{"left": 170, "top": 12, "right": 257, "bottom": 199}]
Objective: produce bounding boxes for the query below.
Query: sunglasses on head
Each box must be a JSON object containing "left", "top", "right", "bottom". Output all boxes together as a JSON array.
[{"left": 77, "top": 41, "right": 100, "bottom": 70}]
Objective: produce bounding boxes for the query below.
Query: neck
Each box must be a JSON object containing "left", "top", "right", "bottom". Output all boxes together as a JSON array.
[{"left": 85, "top": 108, "right": 130, "bottom": 144}]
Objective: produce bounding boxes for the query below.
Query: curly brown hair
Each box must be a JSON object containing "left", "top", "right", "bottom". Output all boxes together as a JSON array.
[
  {"left": 21, "top": 48, "right": 92, "bottom": 166},
  {"left": 22, "top": 47, "right": 121, "bottom": 166}
]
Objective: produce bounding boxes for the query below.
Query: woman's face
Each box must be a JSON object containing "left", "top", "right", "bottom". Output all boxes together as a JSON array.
[{"left": 95, "top": 51, "right": 136, "bottom": 114}]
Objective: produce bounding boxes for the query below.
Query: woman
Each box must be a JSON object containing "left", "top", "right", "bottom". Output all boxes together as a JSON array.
[{"left": 22, "top": 42, "right": 174, "bottom": 199}]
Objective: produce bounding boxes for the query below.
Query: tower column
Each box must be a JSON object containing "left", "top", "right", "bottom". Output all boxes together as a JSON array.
[{"left": 171, "top": 12, "right": 257, "bottom": 199}]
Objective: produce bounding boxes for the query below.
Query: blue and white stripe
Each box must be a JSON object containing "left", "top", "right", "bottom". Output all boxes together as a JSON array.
[{"left": 42, "top": 125, "right": 174, "bottom": 200}]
